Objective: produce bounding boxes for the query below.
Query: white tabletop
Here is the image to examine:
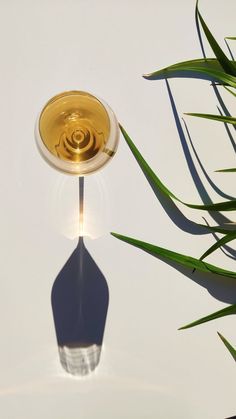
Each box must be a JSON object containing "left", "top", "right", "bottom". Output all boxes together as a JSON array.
[{"left": 0, "top": 0, "right": 236, "bottom": 418}]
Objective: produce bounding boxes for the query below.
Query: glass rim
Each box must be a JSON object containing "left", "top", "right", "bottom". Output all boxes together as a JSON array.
[{"left": 35, "top": 90, "right": 119, "bottom": 176}]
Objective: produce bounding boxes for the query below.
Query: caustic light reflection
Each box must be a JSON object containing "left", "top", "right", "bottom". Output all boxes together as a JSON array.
[
  {"left": 59, "top": 344, "right": 101, "bottom": 376},
  {"left": 50, "top": 174, "right": 110, "bottom": 240}
]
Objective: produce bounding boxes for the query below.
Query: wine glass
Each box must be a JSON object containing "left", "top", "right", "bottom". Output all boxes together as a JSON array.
[
  {"left": 35, "top": 90, "right": 119, "bottom": 175},
  {"left": 35, "top": 90, "right": 119, "bottom": 375}
]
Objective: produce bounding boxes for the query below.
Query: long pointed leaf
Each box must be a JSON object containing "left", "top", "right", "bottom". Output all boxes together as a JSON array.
[
  {"left": 216, "top": 168, "right": 236, "bottom": 173},
  {"left": 111, "top": 232, "right": 236, "bottom": 279},
  {"left": 217, "top": 332, "right": 236, "bottom": 361},
  {"left": 199, "top": 223, "right": 233, "bottom": 234},
  {"left": 196, "top": 4, "right": 236, "bottom": 76},
  {"left": 120, "top": 125, "right": 236, "bottom": 211},
  {"left": 179, "top": 304, "right": 236, "bottom": 330},
  {"left": 185, "top": 113, "right": 236, "bottom": 125},
  {"left": 225, "top": 37, "right": 236, "bottom": 41},
  {"left": 200, "top": 231, "right": 236, "bottom": 261},
  {"left": 143, "top": 58, "right": 236, "bottom": 88}
]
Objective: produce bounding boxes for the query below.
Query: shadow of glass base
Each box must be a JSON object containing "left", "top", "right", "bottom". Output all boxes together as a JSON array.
[
  {"left": 58, "top": 343, "right": 101, "bottom": 376},
  {"left": 51, "top": 237, "right": 109, "bottom": 376}
]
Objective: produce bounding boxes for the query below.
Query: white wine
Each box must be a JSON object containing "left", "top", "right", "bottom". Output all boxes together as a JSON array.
[
  {"left": 39, "top": 91, "right": 110, "bottom": 163},
  {"left": 36, "top": 91, "right": 119, "bottom": 175}
]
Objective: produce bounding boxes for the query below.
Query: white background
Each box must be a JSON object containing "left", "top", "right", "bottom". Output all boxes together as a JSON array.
[{"left": 0, "top": 0, "right": 236, "bottom": 418}]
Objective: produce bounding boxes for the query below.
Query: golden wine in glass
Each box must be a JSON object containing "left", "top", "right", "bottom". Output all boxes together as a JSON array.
[{"left": 35, "top": 90, "right": 119, "bottom": 175}]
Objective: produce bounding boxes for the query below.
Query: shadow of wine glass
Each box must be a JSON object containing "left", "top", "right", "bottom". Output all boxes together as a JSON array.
[
  {"left": 51, "top": 236, "right": 109, "bottom": 376},
  {"left": 143, "top": 248, "right": 236, "bottom": 305}
]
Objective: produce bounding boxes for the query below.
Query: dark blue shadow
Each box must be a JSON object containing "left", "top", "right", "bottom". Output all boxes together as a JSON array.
[
  {"left": 143, "top": 247, "right": 236, "bottom": 305},
  {"left": 51, "top": 237, "right": 109, "bottom": 349},
  {"left": 182, "top": 118, "right": 235, "bottom": 201},
  {"left": 51, "top": 176, "right": 109, "bottom": 375},
  {"left": 165, "top": 80, "right": 233, "bottom": 230}
]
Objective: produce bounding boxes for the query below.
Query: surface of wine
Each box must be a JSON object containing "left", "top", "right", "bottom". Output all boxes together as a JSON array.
[{"left": 39, "top": 91, "right": 110, "bottom": 164}]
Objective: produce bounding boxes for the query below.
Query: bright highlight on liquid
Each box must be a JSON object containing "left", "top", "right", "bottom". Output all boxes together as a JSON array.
[{"left": 39, "top": 91, "right": 110, "bottom": 164}]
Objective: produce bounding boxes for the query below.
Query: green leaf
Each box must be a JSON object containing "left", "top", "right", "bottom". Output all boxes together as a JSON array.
[
  {"left": 185, "top": 113, "right": 236, "bottom": 125},
  {"left": 111, "top": 232, "right": 236, "bottom": 279},
  {"left": 216, "top": 168, "right": 236, "bottom": 173},
  {"left": 196, "top": 3, "right": 236, "bottom": 76},
  {"left": 225, "top": 37, "right": 236, "bottom": 41},
  {"left": 178, "top": 304, "right": 236, "bottom": 330},
  {"left": 119, "top": 125, "right": 236, "bottom": 211},
  {"left": 200, "top": 231, "right": 236, "bottom": 261},
  {"left": 199, "top": 223, "right": 233, "bottom": 234},
  {"left": 143, "top": 58, "right": 236, "bottom": 88},
  {"left": 119, "top": 124, "right": 177, "bottom": 200},
  {"left": 217, "top": 332, "right": 236, "bottom": 361}
]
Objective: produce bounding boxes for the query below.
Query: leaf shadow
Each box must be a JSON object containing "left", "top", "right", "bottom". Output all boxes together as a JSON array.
[
  {"left": 137, "top": 80, "right": 235, "bottom": 238},
  {"left": 181, "top": 120, "right": 236, "bottom": 259},
  {"left": 165, "top": 80, "right": 233, "bottom": 229},
  {"left": 201, "top": 217, "right": 236, "bottom": 262},
  {"left": 139, "top": 169, "right": 208, "bottom": 235},
  {"left": 217, "top": 106, "right": 236, "bottom": 153},
  {"left": 182, "top": 118, "right": 235, "bottom": 201},
  {"left": 144, "top": 248, "right": 236, "bottom": 305},
  {"left": 224, "top": 39, "right": 235, "bottom": 61}
]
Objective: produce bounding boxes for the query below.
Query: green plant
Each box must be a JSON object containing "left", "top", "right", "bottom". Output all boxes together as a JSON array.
[{"left": 112, "top": 1, "right": 236, "bottom": 361}]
